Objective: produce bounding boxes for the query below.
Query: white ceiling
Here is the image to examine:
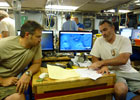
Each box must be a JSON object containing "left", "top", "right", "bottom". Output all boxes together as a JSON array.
[{"left": 1, "top": 0, "right": 140, "bottom": 12}]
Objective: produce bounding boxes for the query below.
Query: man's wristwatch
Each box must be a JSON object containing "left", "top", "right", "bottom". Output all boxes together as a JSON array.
[{"left": 25, "top": 70, "right": 32, "bottom": 77}]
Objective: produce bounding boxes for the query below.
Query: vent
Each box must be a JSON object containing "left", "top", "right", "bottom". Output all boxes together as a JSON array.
[{"left": 94, "top": 0, "right": 110, "bottom": 3}]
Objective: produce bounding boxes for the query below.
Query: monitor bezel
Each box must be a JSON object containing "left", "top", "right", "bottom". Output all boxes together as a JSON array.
[
  {"left": 41, "top": 30, "right": 54, "bottom": 51},
  {"left": 59, "top": 31, "right": 93, "bottom": 52}
]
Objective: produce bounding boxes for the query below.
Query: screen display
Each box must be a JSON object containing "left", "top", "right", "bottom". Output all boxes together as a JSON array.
[
  {"left": 120, "top": 28, "right": 132, "bottom": 38},
  {"left": 41, "top": 30, "right": 54, "bottom": 51},
  {"left": 131, "top": 29, "right": 140, "bottom": 40},
  {"left": 59, "top": 31, "right": 93, "bottom": 52},
  {"left": 17, "top": 30, "right": 20, "bottom": 36},
  {"left": 137, "top": 26, "right": 140, "bottom": 29}
]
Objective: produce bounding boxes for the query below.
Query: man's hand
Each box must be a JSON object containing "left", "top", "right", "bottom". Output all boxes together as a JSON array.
[
  {"left": 16, "top": 73, "right": 31, "bottom": 94},
  {"left": 88, "top": 61, "right": 103, "bottom": 69},
  {"left": 97, "top": 66, "right": 109, "bottom": 75},
  {"left": 1, "top": 77, "right": 18, "bottom": 87}
]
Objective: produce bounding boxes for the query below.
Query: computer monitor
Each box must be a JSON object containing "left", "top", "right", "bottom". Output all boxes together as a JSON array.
[
  {"left": 137, "top": 26, "right": 140, "bottom": 29},
  {"left": 59, "top": 31, "right": 93, "bottom": 52},
  {"left": 41, "top": 30, "right": 54, "bottom": 51},
  {"left": 17, "top": 30, "right": 20, "bottom": 36},
  {"left": 119, "top": 28, "right": 132, "bottom": 39},
  {"left": 131, "top": 29, "right": 140, "bottom": 40}
]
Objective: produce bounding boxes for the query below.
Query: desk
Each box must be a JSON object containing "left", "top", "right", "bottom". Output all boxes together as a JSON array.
[
  {"left": 42, "top": 56, "right": 92, "bottom": 62},
  {"left": 42, "top": 56, "right": 71, "bottom": 62},
  {"left": 32, "top": 68, "right": 116, "bottom": 100}
]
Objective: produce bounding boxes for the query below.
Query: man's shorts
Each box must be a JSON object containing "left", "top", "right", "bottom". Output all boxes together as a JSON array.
[
  {"left": 0, "top": 85, "right": 16, "bottom": 100},
  {"left": 115, "top": 71, "right": 140, "bottom": 92}
]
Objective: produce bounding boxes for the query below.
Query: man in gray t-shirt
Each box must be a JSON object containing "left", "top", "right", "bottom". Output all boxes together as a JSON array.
[{"left": 0, "top": 20, "right": 43, "bottom": 100}]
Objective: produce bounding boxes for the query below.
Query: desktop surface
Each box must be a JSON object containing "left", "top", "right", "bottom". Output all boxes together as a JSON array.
[{"left": 32, "top": 67, "right": 115, "bottom": 100}]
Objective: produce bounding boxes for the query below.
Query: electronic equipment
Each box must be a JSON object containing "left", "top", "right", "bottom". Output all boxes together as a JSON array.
[
  {"left": 17, "top": 30, "right": 20, "bottom": 36},
  {"left": 131, "top": 29, "right": 140, "bottom": 40},
  {"left": 59, "top": 31, "right": 93, "bottom": 52},
  {"left": 137, "top": 26, "right": 140, "bottom": 29},
  {"left": 119, "top": 28, "right": 132, "bottom": 39},
  {"left": 92, "top": 29, "right": 98, "bottom": 34},
  {"left": 41, "top": 30, "right": 54, "bottom": 51}
]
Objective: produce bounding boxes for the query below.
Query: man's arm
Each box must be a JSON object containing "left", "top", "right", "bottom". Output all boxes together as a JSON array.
[
  {"left": 101, "top": 53, "right": 130, "bottom": 66},
  {"left": 78, "top": 28, "right": 84, "bottom": 31},
  {"left": 0, "top": 76, "right": 18, "bottom": 86},
  {"left": 27, "top": 58, "right": 41, "bottom": 74},
  {"left": 0, "top": 77, "right": 2, "bottom": 85},
  {"left": 16, "top": 58, "right": 41, "bottom": 94},
  {"left": 91, "top": 55, "right": 100, "bottom": 62},
  {"left": 90, "top": 55, "right": 109, "bottom": 74},
  {"left": 1, "top": 31, "right": 9, "bottom": 38},
  {"left": 89, "top": 53, "right": 130, "bottom": 69}
]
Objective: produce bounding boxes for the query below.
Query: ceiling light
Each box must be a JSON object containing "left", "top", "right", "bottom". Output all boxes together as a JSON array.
[
  {"left": 119, "top": 10, "right": 131, "bottom": 13},
  {"left": 136, "top": 3, "right": 140, "bottom": 5},
  {"left": 135, "top": 0, "right": 140, "bottom": 3},
  {"left": 0, "top": 2, "right": 9, "bottom": 7},
  {"left": 94, "top": 0, "right": 110, "bottom": 3},
  {"left": 105, "top": 9, "right": 131, "bottom": 13},
  {"left": 45, "top": 5, "right": 78, "bottom": 11}
]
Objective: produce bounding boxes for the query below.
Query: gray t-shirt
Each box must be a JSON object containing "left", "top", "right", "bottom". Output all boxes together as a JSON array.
[{"left": 0, "top": 36, "right": 42, "bottom": 77}]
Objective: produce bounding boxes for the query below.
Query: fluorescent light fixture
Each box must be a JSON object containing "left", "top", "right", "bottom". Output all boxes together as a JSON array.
[
  {"left": 105, "top": 9, "right": 131, "bottom": 13},
  {"left": 0, "top": 2, "right": 9, "bottom": 7},
  {"left": 119, "top": 10, "right": 131, "bottom": 13},
  {"left": 135, "top": 0, "right": 140, "bottom": 3},
  {"left": 45, "top": 5, "right": 78, "bottom": 11},
  {"left": 136, "top": 3, "right": 140, "bottom": 5}
]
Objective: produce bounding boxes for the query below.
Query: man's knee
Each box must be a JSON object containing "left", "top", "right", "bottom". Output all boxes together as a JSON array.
[
  {"left": 5, "top": 93, "right": 25, "bottom": 100},
  {"left": 114, "top": 82, "right": 128, "bottom": 94}
]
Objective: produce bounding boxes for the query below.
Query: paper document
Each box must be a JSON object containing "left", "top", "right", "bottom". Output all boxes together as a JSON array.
[
  {"left": 74, "top": 68, "right": 102, "bottom": 80},
  {"left": 78, "top": 61, "right": 92, "bottom": 67},
  {"left": 47, "top": 65, "right": 80, "bottom": 79}
]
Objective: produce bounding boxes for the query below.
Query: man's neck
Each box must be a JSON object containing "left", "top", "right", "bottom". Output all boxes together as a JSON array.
[
  {"left": 19, "top": 37, "right": 30, "bottom": 48},
  {"left": 107, "top": 33, "right": 116, "bottom": 44}
]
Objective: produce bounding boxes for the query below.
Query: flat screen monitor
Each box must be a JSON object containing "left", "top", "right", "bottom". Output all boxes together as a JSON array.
[
  {"left": 59, "top": 31, "right": 93, "bottom": 52},
  {"left": 119, "top": 28, "right": 132, "bottom": 39},
  {"left": 131, "top": 29, "right": 140, "bottom": 40},
  {"left": 17, "top": 30, "right": 20, "bottom": 36},
  {"left": 41, "top": 30, "right": 54, "bottom": 51},
  {"left": 137, "top": 26, "right": 140, "bottom": 29}
]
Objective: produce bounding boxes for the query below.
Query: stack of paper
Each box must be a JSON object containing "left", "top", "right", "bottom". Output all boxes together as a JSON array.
[
  {"left": 47, "top": 65, "right": 102, "bottom": 80},
  {"left": 74, "top": 68, "right": 102, "bottom": 80},
  {"left": 47, "top": 65, "right": 80, "bottom": 79}
]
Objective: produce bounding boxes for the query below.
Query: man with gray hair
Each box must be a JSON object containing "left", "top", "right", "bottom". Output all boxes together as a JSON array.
[{"left": 0, "top": 10, "right": 15, "bottom": 38}]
